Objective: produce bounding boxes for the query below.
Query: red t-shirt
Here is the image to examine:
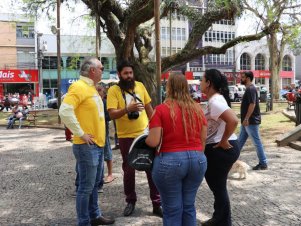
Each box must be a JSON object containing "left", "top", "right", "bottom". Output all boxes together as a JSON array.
[{"left": 149, "top": 103, "right": 207, "bottom": 153}]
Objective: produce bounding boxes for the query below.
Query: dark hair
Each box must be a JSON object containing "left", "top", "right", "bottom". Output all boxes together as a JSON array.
[
  {"left": 117, "top": 60, "right": 134, "bottom": 73},
  {"left": 204, "top": 69, "right": 231, "bottom": 107},
  {"left": 244, "top": 71, "right": 254, "bottom": 82}
]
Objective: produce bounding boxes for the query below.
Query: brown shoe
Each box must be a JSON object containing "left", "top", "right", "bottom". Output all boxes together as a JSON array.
[{"left": 90, "top": 216, "right": 115, "bottom": 225}]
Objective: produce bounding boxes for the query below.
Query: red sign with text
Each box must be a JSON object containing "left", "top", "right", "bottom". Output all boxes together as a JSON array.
[{"left": 0, "top": 69, "right": 39, "bottom": 83}]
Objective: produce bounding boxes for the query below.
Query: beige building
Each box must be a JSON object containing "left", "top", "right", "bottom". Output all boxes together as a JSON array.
[{"left": 0, "top": 21, "right": 17, "bottom": 69}]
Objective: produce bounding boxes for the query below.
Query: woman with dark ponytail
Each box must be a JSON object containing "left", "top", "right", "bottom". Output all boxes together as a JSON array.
[{"left": 201, "top": 69, "right": 240, "bottom": 226}]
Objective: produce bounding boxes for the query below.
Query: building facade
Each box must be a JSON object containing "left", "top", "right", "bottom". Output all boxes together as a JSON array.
[
  {"left": 0, "top": 13, "right": 38, "bottom": 97},
  {"left": 40, "top": 34, "right": 117, "bottom": 96},
  {"left": 233, "top": 40, "right": 295, "bottom": 90}
]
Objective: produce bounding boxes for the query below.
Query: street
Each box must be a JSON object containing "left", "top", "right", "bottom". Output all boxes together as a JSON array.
[{"left": 0, "top": 127, "right": 301, "bottom": 226}]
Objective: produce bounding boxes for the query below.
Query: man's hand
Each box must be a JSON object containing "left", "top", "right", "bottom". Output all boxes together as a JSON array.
[
  {"left": 127, "top": 98, "right": 145, "bottom": 112},
  {"left": 80, "top": 134, "right": 95, "bottom": 145},
  {"left": 242, "top": 119, "right": 249, "bottom": 126}
]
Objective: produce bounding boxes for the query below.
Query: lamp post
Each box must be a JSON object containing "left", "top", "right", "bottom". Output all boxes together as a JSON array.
[
  {"left": 37, "top": 33, "right": 43, "bottom": 94},
  {"left": 56, "top": 0, "right": 61, "bottom": 124}
]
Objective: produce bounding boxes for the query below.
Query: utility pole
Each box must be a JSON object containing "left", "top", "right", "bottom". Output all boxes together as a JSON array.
[
  {"left": 154, "top": 0, "right": 161, "bottom": 105},
  {"left": 233, "top": 46, "right": 236, "bottom": 84},
  {"left": 57, "top": 0, "right": 61, "bottom": 124},
  {"left": 96, "top": 15, "right": 101, "bottom": 59},
  {"left": 169, "top": 6, "right": 172, "bottom": 56}
]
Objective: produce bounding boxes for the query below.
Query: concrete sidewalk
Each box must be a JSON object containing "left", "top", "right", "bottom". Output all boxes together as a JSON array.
[{"left": 0, "top": 127, "right": 301, "bottom": 226}]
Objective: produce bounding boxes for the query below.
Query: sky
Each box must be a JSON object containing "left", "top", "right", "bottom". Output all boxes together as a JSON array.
[
  {"left": 0, "top": 0, "right": 93, "bottom": 36},
  {"left": 0, "top": 0, "right": 255, "bottom": 36}
]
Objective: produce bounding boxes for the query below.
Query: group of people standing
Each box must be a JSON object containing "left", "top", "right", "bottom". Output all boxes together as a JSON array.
[{"left": 59, "top": 56, "right": 267, "bottom": 226}]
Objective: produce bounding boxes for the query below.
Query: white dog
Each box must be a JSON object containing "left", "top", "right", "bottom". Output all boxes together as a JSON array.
[{"left": 228, "top": 160, "right": 249, "bottom": 179}]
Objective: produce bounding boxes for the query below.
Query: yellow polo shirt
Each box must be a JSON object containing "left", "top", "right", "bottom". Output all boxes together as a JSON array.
[
  {"left": 60, "top": 77, "right": 105, "bottom": 147},
  {"left": 107, "top": 81, "right": 151, "bottom": 138}
]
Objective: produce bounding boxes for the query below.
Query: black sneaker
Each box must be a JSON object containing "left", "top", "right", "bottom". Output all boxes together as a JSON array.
[
  {"left": 153, "top": 206, "right": 163, "bottom": 218},
  {"left": 253, "top": 163, "right": 268, "bottom": 170},
  {"left": 90, "top": 216, "right": 115, "bottom": 225},
  {"left": 123, "top": 203, "right": 135, "bottom": 216},
  {"left": 202, "top": 218, "right": 218, "bottom": 226}
]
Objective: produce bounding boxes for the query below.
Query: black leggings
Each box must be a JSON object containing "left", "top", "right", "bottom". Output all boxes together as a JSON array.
[{"left": 204, "top": 140, "right": 240, "bottom": 226}]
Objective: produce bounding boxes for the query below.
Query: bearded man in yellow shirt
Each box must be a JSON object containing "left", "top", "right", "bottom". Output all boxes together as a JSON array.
[
  {"left": 59, "top": 57, "right": 114, "bottom": 226},
  {"left": 107, "top": 60, "right": 162, "bottom": 218}
]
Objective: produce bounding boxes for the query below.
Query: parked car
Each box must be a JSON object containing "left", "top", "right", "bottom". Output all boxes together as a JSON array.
[
  {"left": 48, "top": 98, "right": 58, "bottom": 109},
  {"left": 47, "top": 94, "right": 65, "bottom": 109},
  {"left": 229, "top": 85, "right": 245, "bottom": 102}
]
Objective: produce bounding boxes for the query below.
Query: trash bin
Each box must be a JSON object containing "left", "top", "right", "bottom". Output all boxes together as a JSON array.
[{"left": 260, "top": 91, "right": 267, "bottom": 102}]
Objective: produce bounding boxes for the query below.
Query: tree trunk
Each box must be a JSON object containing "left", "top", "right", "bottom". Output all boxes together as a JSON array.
[
  {"left": 115, "top": 51, "right": 159, "bottom": 106},
  {"left": 268, "top": 33, "right": 281, "bottom": 109},
  {"left": 133, "top": 61, "right": 158, "bottom": 106}
]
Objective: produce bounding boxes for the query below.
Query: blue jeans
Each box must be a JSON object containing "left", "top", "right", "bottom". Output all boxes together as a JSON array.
[
  {"left": 152, "top": 151, "right": 207, "bottom": 226},
  {"left": 73, "top": 144, "right": 104, "bottom": 226},
  {"left": 238, "top": 124, "right": 268, "bottom": 165}
]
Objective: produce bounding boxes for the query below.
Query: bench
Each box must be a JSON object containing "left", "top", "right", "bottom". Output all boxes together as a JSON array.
[{"left": 16, "top": 111, "right": 38, "bottom": 128}]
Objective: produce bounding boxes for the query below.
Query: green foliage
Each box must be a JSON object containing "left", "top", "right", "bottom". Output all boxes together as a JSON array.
[
  {"left": 286, "top": 26, "right": 301, "bottom": 55},
  {"left": 67, "top": 55, "right": 81, "bottom": 70}
]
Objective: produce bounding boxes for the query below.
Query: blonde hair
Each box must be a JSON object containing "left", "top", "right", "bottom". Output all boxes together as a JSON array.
[{"left": 165, "top": 72, "right": 204, "bottom": 141}]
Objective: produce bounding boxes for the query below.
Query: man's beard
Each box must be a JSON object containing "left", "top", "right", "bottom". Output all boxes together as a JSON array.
[
  {"left": 118, "top": 78, "right": 135, "bottom": 91},
  {"left": 241, "top": 79, "right": 246, "bottom": 85}
]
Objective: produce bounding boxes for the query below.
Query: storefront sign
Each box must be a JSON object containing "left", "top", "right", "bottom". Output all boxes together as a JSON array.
[
  {"left": 0, "top": 69, "right": 39, "bottom": 83},
  {"left": 248, "top": 70, "right": 293, "bottom": 78}
]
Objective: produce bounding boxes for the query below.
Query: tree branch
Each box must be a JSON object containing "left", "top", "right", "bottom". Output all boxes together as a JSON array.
[{"left": 162, "top": 24, "right": 277, "bottom": 71}]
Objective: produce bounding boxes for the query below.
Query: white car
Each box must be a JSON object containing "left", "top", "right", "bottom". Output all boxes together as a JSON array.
[{"left": 229, "top": 85, "right": 245, "bottom": 102}]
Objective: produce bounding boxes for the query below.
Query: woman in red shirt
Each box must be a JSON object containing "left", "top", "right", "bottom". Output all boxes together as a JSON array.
[{"left": 146, "top": 73, "right": 207, "bottom": 226}]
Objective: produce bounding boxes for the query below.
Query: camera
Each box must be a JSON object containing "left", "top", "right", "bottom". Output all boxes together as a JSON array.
[{"left": 128, "top": 111, "right": 139, "bottom": 120}]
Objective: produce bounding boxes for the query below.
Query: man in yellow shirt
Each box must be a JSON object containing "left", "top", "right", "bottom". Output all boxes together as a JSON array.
[
  {"left": 59, "top": 57, "right": 114, "bottom": 226},
  {"left": 107, "top": 60, "right": 162, "bottom": 217}
]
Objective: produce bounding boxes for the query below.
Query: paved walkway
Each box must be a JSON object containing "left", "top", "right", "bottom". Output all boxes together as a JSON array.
[{"left": 0, "top": 127, "right": 301, "bottom": 226}]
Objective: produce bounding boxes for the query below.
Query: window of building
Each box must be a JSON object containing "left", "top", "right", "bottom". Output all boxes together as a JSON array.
[
  {"left": 206, "top": 49, "right": 233, "bottom": 65},
  {"left": 177, "top": 28, "right": 181, "bottom": 41},
  {"left": 66, "top": 56, "right": 84, "bottom": 69},
  {"left": 16, "top": 24, "right": 34, "bottom": 39},
  {"left": 240, "top": 53, "right": 251, "bottom": 70},
  {"left": 171, "top": 47, "right": 177, "bottom": 55},
  {"left": 16, "top": 26, "right": 22, "bottom": 38},
  {"left": 161, "top": 27, "right": 167, "bottom": 40},
  {"left": 111, "top": 58, "right": 117, "bottom": 71},
  {"left": 42, "top": 56, "right": 63, "bottom": 69},
  {"left": 282, "top": 78, "right": 292, "bottom": 89},
  {"left": 282, "top": 55, "right": 292, "bottom": 71},
  {"left": 101, "top": 57, "right": 110, "bottom": 70},
  {"left": 171, "top": 28, "right": 176, "bottom": 40},
  {"left": 182, "top": 28, "right": 186, "bottom": 40},
  {"left": 255, "top": 54, "right": 265, "bottom": 70},
  {"left": 204, "top": 31, "right": 235, "bottom": 43}
]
